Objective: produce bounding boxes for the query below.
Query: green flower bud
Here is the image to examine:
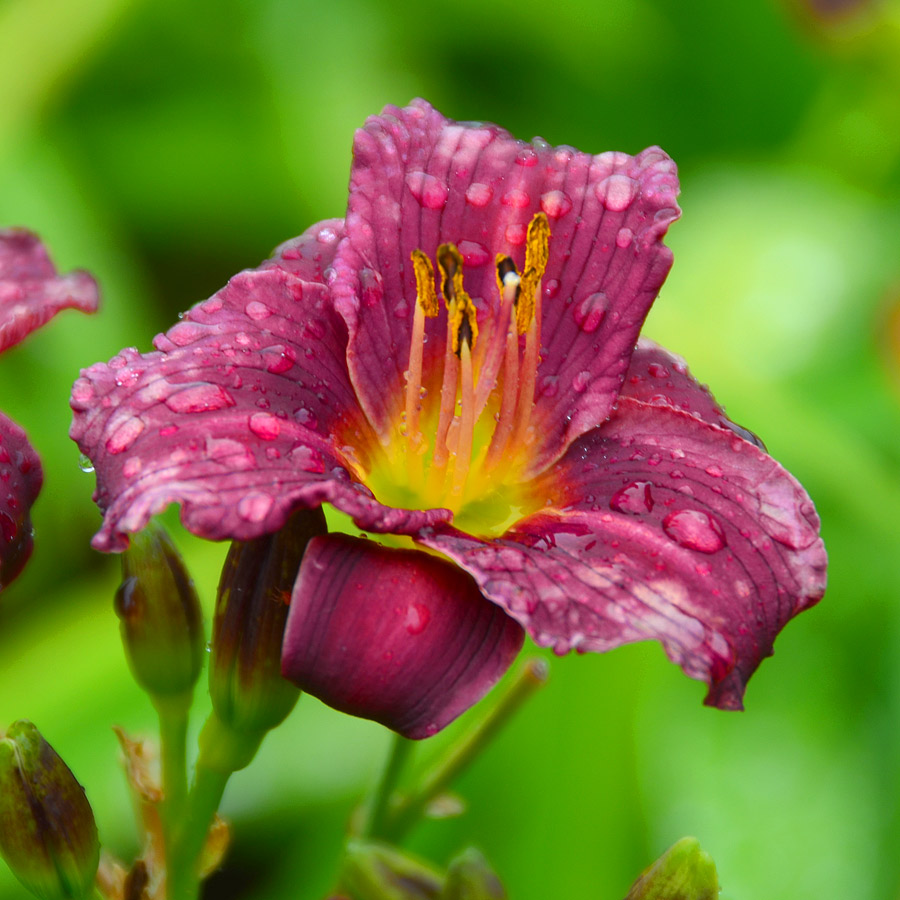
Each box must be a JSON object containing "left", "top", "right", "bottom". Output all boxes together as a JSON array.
[
  {"left": 115, "top": 521, "right": 204, "bottom": 698},
  {"left": 341, "top": 840, "right": 443, "bottom": 900},
  {"left": 0, "top": 721, "right": 99, "bottom": 900},
  {"left": 624, "top": 837, "right": 719, "bottom": 900},
  {"left": 442, "top": 849, "right": 506, "bottom": 899},
  {"left": 209, "top": 507, "right": 326, "bottom": 735}
]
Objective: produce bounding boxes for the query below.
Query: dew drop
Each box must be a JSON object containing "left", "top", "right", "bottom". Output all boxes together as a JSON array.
[
  {"left": 78, "top": 453, "right": 95, "bottom": 473},
  {"left": 662, "top": 509, "right": 726, "bottom": 554},
  {"left": 159, "top": 424, "right": 179, "bottom": 437},
  {"left": 515, "top": 146, "right": 539, "bottom": 167},
  {"left": 705, "top": 464, "right": 723, "bottom": 478},
  {"left": 539, "top": 375, "right": 559, "bottom": 398},
  {"left": 573, "top": 292, "right": 608, "bottom": 333},
  {"left": 248, "top": 412, "right": 281, "bottom": 441},
  {"left": 540, "top": 190, "right": 573, "bottom": 219},
  {"left": 262, "top": 344, "right": 296, "bottom": 374},
  {"left": 0, "top": 512, "right": 16, "bottom": 544},
  {"left": 245, "top": 300, "right": 272, "bottom": 321},
  {"left": 265, "top": 447, "right": 281, "bottom": 461},
  {"left": 167, "top": 321, "right": 207, "bottom": 347},
  {"left": 609, "top": 481, "right": 654, "bottom": 514},
  {"left": 317, "top": 226, "right": 338, "bottom": 244},
  {"left": 290, "top": 444, "right": 326, "bottom": 473},
  {"left": 238, "top": 492, "right": 274, "bottom": 523},
  {"left": 572, "top": 371, "right": 590, "bottom": 393},
  {"left": 105, "top": 416, "right": 145, "bottom": 454},
  {"left": 648, "top": 362, "right": 670, "bottom": 379},
  {"left": 457, "top": 240, "right": 491, "bottom": 267},
  {"left": 596, "top": 174, "right": 638, "bottom": 211},
  {"left": 404, "top": 602, "right": 431, "bottom": 635},
  {"left": 465, "top": 182, "right": 493, "bottom": 207},
  {"left": 615, "top": 227, "right": 634, "bottom": 248},
  {"left": 502, "top": 188, "right": 531, "bottom": 209},
  {"left": 122, "top": 456, "right": 143, "bottom": 478},
  {"left": 505, "top": 223, "right": 527, "bottom": 245},
  {"left": 406, "top": 171, "right": 449, "bottom": 209},
  {"left": 165, "top": 384, "right": 235, "bottom": 414}
]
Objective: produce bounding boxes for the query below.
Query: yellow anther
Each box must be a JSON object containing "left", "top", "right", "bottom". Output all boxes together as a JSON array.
[
  {"left": 438, "top": 243, "right": 479, "bottom": 356},
  {"left": 515, "top": 213, "right": 550, "bottom": 335},
  {"left": 411, "top": 249, "right": 439, "bottom": 317},
  {"left": 495, "top": 254, "right": 519, "bottom": 298}
]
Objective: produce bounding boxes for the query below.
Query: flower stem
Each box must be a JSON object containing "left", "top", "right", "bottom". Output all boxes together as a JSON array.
[
  {"left": 154, "top": 692, "right": 191, "bottom": 842},
  {"left": 166, "top": 712, "right": 264, "bottom": 900},
  {"left": 383, "top": 658, "right": 548, "bottom": 841},
  {"left": 359, "top": 733, "right": 415, "bottom": 840}
]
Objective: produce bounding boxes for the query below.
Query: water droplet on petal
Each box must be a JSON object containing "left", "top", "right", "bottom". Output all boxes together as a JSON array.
[
  {"left": 238, "top": 492, "right": 274, "bottom": 523},
  {"left": 572, "top": 371, "right": 590, "bottom": 393},
  {"left": 405, "top": 171, "right": 449, "bottom": 209},
  {"left": 122, "top": 456, "right": 143, "bottom": 478},
  {"left": 105, "top": 416, "right": 145, "bottom": 454},
  {"left": 596, "top": 174, "right": 638, "bottom": 211},
  {"left": 78, "top": 453, "right": 94, "bottom": 474},
  {"left": 502, "top": 188, "right": 531, "bottom": 209},
  {"left": 248, "top": 412, "right": 281, "bottom": 441},
  {"left": 663, "top": 509, "right": 726, "bottom": 554},
  {"left": 573, "top": 292, "right": 608, "bottom": 333},
  {"left": 616, "top": 227, "right": 634, "bottom": 248},
  {"left": 457, "top": 240, "right": 491, "bottom": 267},
  {"left": 465, "top": 182, "right": 493, "bottom": 207},
  {"left": 705, "top": 464, "right": 723, "bottom": 478},
  {"left": 262, "top": 344, "right": 296, "bottom": 374},
  {"left": 609, "top": 481, "right": 654, "bottom": 514},
  {"left": 245, "top": 300, "right": 272, "bottom": 321},
  {"left": 515, "top": 146, "right": 539, "bottom": 167},
  {"left": 0, "top": 512, "right": 17, "bottom": 543},
  {"left": 159, "top": 424, "right": 179, "bottom": 437},
  {"left": 317, "top": 226, "right": 338, "bottom": 244},
  {"left": 165, "top": 384, "right": 236, "bottom": 414},
  {"left": 505, "top": 223, "right": 527, "bottom": 246},
  {"left": 167, "top": 321, "right": 208, "bottom": 347},
  {"left": 540, "top": 375, "right": 559, "bottom": 398},
  {"left": 540, "top": 190, "right": 573, "bottom": 219},
  {"left": 293, "top": 407, "right": 318, "bottom": 430},
  {"left": 290, "top": 444, "right": 325, "bottom": 473},
  {"left": 404, "top": 602, "right": 431, "bottom": 635}
]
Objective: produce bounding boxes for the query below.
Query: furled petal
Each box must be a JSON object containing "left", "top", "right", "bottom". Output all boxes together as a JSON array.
[
  {"left": 71, "top": 221, "right": 452, "bottom": 551},
  {"left": 0, "top": 411, "right": 42, "bottom": 589},
  {"left": 0, "top": 229, "right": 99, "bottom": 353},
  {"left": 419, "top": 370, "right": 826, "bottom": 709},
  {"left": 332, "top": 99, "right": 680, "bottom": 469},
  {"left": 281, "top": 534, "right": 524, "bottom": 739}
]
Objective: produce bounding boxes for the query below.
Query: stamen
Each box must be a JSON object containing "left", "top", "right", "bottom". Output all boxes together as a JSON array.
[
  {"left": 437, "top": 244, "right": 479, "bottom": 357},
  {"left": 451, "top": 335, "right": 476, "bottom": 497},
  {"left": 405, "top": 251, "right": 438, "bottom": 460},
  {"left": 474, "top": 256, "right": 519, "bottom": 416},
  {"left": 510, "top": 214, "right": 550, "bottom": 450}
]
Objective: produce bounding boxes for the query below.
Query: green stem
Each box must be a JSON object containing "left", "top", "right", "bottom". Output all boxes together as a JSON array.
[
  {"left": 154, "top": 692, "right": 191, "bottom": 843},
  {"left": 384, "top": 658, "right": 548, "bottom": 842},
  {"left": 166, "top": 712, "right": 264, "bottom": 900},
  {"left": 359, "top": 733, "right": 415, "bottom": 840}
]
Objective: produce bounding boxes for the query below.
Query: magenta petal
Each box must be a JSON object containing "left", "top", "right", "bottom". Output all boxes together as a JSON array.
[
  {"left": 71, "top": 222, "right": 451, "bottom": 551},
  {"left": 0, "top": 229, "right": 99, "bottom": 353},
  {"left": 332, "top": 99, "right": 679, "bottom": 461},
  {"left": 282, "top": 534, "right": 524, "bottom": 739},
  {"left": 0, "top": 412, "right": 42, "bottom": 589},
  {"left": 420, "top": 397, "right": 826, "bottom": 709}
]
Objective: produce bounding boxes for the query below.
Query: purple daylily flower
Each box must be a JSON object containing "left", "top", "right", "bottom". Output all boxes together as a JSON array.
[
  {"left": 70, "top": 100, "right": 826, "bottom": 738},
  {"left": 0, "top": 229, "right": 99, "bottom": 588}
]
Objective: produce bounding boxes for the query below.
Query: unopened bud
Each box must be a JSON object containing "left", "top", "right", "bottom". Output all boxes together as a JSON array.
[
  {"left": 115, "top": 521, "right": 204, "bottom": 698},
  {"left": 442, "top": 849, "right": 506, "bottom": 899},
  {"left": 624, "top": 837, "right": 719, "bottom": 900},
  {"left": 0, "top": 721, "right": 99, "bottom": 900},
  {"left": 210, "top": 507, "right": 326, "bottom": 735},
  {"left": 341, "top": 840, "right": 443, "bottom": 900}
]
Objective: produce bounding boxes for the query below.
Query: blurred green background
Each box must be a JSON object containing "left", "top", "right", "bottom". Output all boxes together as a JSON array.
[{"left": 1, "top": 0, "right": 900, "bottom": 897}]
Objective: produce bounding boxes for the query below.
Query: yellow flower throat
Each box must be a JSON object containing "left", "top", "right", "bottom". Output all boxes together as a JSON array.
[{"left": 364, "top": 212, "right": 551, "bottom": 538}]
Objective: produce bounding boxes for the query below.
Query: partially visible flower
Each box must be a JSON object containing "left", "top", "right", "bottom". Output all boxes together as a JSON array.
[
  {"left": 623, "top": 838, "right": 719, "bottom": 900},
  {"left": 70, "top": 100, "right": 826, "bottom": 738},
  {"left": 0, "top": 230, "right": 98, "bottom": 589}
]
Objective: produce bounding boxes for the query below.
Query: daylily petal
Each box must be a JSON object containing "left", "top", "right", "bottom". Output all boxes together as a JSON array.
[
  {"left": 71, "top": 222, "right": 452, "bottom": 551},
  {"left": 0, "top": 229, "right": 99, "bottom": 353},
  {"left": 332, "top": 99, "right": 680, "bottom": 469},
  {"left": 419, "top": 391, "right": 826, "bottom": 709},
  {"left": 0, "top": 412, "right": 41, "bottom": 589},
  {"left": 281, "top": 533, "right": 524, "bottom": 739}
]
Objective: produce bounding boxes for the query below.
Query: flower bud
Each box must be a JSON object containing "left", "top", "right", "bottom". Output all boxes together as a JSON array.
[
  {"left": 623, "top": 837, "right": 719, "bottom": 900},
  {"left": 115, "top": 521, "right": 204, "bottom": 698},
  {"left": 0, "top": 721, "right": 99, "bottom": 900},
  {"left": 442, "top": 849, "right": 506, "bottom": 899},
  {"left": 341, "top": 840, "right": 443, "bottom": 900},
  {"left": 209, "top": 507, "right": 326, "bottom": 735}
]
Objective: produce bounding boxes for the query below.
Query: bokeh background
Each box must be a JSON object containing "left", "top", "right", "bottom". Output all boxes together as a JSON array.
[{"left": 1, "top": 0, "right": 899, "bottom": 897}]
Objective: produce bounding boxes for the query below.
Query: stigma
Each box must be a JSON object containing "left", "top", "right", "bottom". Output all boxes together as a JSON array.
[{"left": 366, "top": 212, "right": 550, "bottom": 536}]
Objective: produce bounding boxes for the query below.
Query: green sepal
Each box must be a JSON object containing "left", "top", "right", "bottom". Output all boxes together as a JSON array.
[{"left": 624, "top": 837, "right": 720, "bottom": 900}]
